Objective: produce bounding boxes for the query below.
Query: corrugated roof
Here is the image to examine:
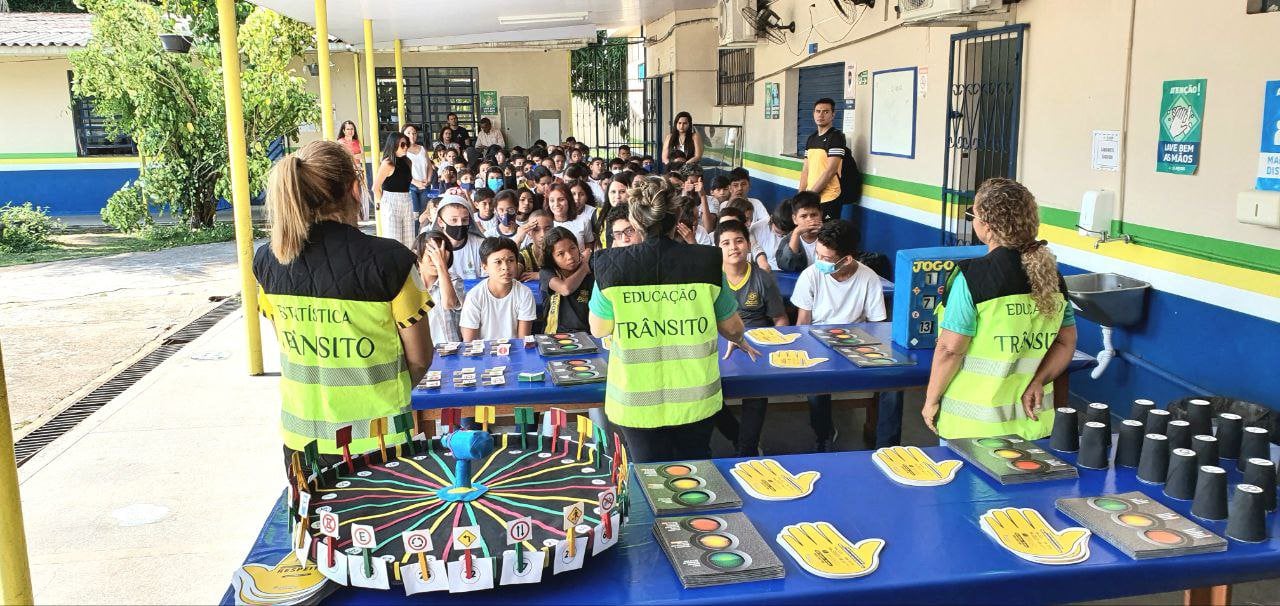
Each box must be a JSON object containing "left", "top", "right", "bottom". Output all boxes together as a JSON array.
[{"left": 0, "top": 12, "right": 92, "bottom": 47}]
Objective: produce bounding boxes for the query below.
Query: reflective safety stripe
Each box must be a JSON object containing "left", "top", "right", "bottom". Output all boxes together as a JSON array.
[
  {"left": 960, "top": 356, "right": 1043, "bottom": 379},
  {"left": 281, "top": 409, "right": 390, "bottom": 441},
  {"left": 611, "top": 340, "right": 719, "bottom": 365},
  {"left": 280, "top": 358, "right": 406, "bottom": 387},
  {"left": 606, "top": 380, "right": 721, "bottom": 407},
  {"left": 939, "top": 395, "right": 1024, "bottom": 424}
]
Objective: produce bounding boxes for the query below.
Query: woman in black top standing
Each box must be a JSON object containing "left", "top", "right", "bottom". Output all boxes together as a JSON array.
[{"left": 374, "top": 132, "right": 415, "bottom": 248}]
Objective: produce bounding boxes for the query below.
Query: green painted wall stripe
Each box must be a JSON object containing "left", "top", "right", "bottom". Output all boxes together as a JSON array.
[{"left": 741, "top": 150, "right": 1278, "bottom": 275}]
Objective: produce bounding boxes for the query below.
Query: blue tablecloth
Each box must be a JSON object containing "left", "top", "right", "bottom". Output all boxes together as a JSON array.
[
  {"left": 223, "top": 445, "right": 1280, "bottom": 605},
  {"left": 461, "top": 272, "right": 894, "bottom": 308},
  {"left": 411, "top": 322, "right": 1094, "bottom": 409}
]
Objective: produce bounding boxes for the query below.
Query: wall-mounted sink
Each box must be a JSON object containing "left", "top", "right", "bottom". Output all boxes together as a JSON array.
[{"left": 1064, "top": 272, "right": 1150, "bottom": 327}]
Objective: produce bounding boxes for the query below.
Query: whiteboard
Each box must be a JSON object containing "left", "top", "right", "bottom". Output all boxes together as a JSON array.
[{"left": 870, "top": 67, "right": 918, "bottom": 158}]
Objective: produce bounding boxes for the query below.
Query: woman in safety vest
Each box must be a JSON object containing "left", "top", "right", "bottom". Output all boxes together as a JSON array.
[
  {"left": 922, "top": 178, "right": 1078, "bottom": 440},
  {"left": 254, "top": 140, "right": 435, "bottom": 474},
  {"left": 588, "top": 177, "right": 759, "bottom": 463}
]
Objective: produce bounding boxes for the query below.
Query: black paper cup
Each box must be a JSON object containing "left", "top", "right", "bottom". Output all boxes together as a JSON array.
[
  {"left": 1163, "top": 448, "right": 1197, "bottom": 500},
  {"left": 1078, "top": 421, "right": 1110, "bottom": 470},
  {"left": 1130, "top": 399, "right": 1156, "bottom": 423},
  {"left": 1144, "top": 409, "right": 1171, "bottom": 435},
  {"left": 1166, "top": 420, "right": 1192, "bottom": 452},
  {"left": 1191, "top": 465, "right": 1228, "bottom": 521},
  {"left": 1137, "top": 433, "right": 1170, "bottom": 484},
  {"left": 1085, "top": 402, "right": 1110, "bottom": 424},
  {"left": 1216, "top": 413, "right": 1243, "bottom": 459},
  {"left": 1226, "top": 484, "right": 1269, "bottom": 543},
  {"left": 1238, "top": 426, "right": 1270, "bottom": 472},
  {"left": 1115, "top": 420, "right": 1145, "bottom": 468},
  {"left": 1187, "top": 399, "right": 1213, "bottom": 437},
  {"left": 1050, "top": 407, "right": 1080, "bottom": 453},
  {"left": 1243, "top": 458, "right": 1277, "bottom": 512},
  {"left": 1191, "top": 434, "right": 1219, "bottom": 469}
]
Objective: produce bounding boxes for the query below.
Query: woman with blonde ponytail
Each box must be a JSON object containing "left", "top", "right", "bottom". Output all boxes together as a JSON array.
[
  {"left": 586, "top": 176, "right": 760, "bottom": 463},
  {"left": 922, "top": 178, "right": 1078, "bottom": 441},
  {"left": 253, "top": 140, "right": 434, "bottom": 478}
]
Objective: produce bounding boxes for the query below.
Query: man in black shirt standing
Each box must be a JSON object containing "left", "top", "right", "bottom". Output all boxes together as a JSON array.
[
  {"left": 445, "top": 112, "right": 471, "bottom": 149},
  {"left": 798, "top": 97, "right": 847, "bottom": 222}
]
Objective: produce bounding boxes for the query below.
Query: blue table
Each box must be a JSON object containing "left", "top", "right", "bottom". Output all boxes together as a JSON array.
[
  {"left": 461, "top": 272, "right": 894, "bottom": 308},
  {"left": 411, "top": 322, "right": 1094, "bottom": 409},
  {"left": 223, "top": 445, "right": 1280, "bottom": 605}
]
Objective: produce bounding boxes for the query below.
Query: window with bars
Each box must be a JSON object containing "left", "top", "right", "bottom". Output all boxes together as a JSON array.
[
  {"left": 67, "top": 71, "right": 135, "bottom": 157},
  {"left": 375, "top": 67, "right": 479, "bottom": 145},
  {"left": 717, "top": 48, "right": 754, "bottom": 106}
]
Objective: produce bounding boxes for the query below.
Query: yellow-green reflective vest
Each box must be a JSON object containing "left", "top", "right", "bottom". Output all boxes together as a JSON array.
[
  {"left": 592, "top": 237, "right": 726, "bottom": 429},
  {"left": 936, "top": 249, "right": 1067, "bottom": 440},
  {"left": 254, "top": 222, "right": 432, "bottom": 455}
]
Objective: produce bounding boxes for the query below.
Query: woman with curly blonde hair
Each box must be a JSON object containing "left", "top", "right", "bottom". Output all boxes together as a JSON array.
[{"left": 922, "top": 178, "right": 1078, "bottom": 440}]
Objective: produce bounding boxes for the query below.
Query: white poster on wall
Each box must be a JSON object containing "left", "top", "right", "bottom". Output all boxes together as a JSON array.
[
  {"left": 1091, "top": 130, "right": 1121, "bottom": 172},
  {"left": 844, "top": 63, "right": 857, "bottom": 99}
]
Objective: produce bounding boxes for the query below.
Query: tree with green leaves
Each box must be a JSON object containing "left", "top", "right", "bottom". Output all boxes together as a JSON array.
[
  {"left": 69, "top": 0, "right": 317, "bottom": 229},
  {"left": 570, "top": 31, "right": 632, "bottom": 142}
]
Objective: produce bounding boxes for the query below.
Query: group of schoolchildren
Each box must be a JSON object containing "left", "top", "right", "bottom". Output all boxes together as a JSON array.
[{"left": 364, "top": 123, "right": 892, "bottom": 454}]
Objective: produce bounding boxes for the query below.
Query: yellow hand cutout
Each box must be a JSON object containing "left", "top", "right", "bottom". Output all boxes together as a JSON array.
[
  {"left": 768, "top": 349, "right": 828, "bottom": 369},
  {"left": 730, "top": 458, "right": 820, "bottom": 501},
  {"left": 979, "top": 507, "right": 1092, "bottom": 565},
  {"left": 872, "top": 446, "right": 963, "bottom": 486},
  {"left": 745, "top": 327, "right": 801, "bottom": 346},
  {"left": 777, "top": 522, "right": 885, "bottom": 579}
]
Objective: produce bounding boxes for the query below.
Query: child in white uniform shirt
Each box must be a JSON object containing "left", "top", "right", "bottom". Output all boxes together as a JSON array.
[
  {"left": 460, "top": 237, "right": 537, "bottom": 341},
  {"left": 790, "top": 220, "right": 887, "bottom": 452}
]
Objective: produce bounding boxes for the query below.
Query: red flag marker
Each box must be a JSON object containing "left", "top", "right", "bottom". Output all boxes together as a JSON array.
[
  {"left": 335, "top": 426, "right": 354, "bottom": 474},
  {"left": 464, "top": 546, "right": 473, "bottom": 579}
]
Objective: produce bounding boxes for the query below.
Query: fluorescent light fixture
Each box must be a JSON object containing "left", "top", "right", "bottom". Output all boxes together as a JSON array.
[{"left": 497, "top": 12, "right": 589, "bottom": 26}]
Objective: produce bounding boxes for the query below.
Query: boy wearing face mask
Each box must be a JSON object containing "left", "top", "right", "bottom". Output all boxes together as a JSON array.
[
  {"left": 434, "top": 196, "right": 485, "bottom": 280},
  {"left": 485, "top": 167, "right": 506, "bottom": 195},
  {"left": 790, "top": 220, "right": 886, "bottom": 453}
]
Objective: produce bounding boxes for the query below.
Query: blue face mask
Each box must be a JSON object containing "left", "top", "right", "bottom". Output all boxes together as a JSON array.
[
  {"left": 461, "top": 183, "right": 474, "bottom": 191},
  {"left": 487, "top": 178, "right": 504, "bottom": 191},
  {"left": 815, "top": 257, "right": 845, "bottom": 275}
]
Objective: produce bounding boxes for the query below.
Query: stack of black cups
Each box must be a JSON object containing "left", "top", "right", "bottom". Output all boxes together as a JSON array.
[
  {"left": 1115, "top": 420, "right": 1145, "bottom": 467},
  {"left": 1186, "top": 399, "right": 1213, "bottom": 437},
  {"left": 1217, "top": 413, "right": 1243, "bottom": 459},
  {"left": 1191, "top": 465, "right": 1228, "bottom": 521},
  {"left": 1137, "top": 434, "right": 1170, "bottom": 484},
  {"left": 1226, "top": 484, "right": 1269, "bottom": 543},
  {"left": 1078, "top": 422, "right": 1110, "bottom": 470},
  {"left": 1050, "top": 407, "right": 1080, "bottom": 452}
]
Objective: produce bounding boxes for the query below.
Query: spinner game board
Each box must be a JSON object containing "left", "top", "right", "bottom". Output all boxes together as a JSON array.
[{"left": 288, "top": 410, "right": 629, "bottom": 595}]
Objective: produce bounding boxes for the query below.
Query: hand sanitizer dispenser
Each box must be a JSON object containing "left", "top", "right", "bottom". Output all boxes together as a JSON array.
[{"left": 1078, "top": 190, "right": 1116, "bottom": 236}]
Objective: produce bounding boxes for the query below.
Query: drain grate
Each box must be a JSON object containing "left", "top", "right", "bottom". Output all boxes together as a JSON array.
[{"left": 12, "top": 296, "right": 243, "bottom": 467}]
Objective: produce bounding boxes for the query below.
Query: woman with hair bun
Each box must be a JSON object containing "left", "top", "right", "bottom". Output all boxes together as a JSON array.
[
  {"left": 253, "top": 140, "right": 434, "bottom": 477},
  {"left": 922, "top": 178, "right": 1078, "bottom": 440},
  {"left": 588, "top": 176, "right": 759, "bottom": 463}
]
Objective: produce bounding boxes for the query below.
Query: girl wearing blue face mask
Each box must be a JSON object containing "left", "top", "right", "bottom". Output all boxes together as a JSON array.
[
  {"left": 790, "top": 219, "right": 887, "bottom": 452},
  {"left": 485, "top": 168, "right": 506, "bottom": 194}
]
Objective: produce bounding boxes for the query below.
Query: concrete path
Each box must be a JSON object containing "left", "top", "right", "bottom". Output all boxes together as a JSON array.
[
  {"left": 0, "top": 240, "right": 247, "bottom": 437},
  {"left": 16, "top": 310, "right": 284, "bottom": 604}
]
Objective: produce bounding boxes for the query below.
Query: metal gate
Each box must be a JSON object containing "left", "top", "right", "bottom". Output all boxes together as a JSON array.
[
  {"left": 940, "top": 24, "right": 1028, "bottom": 245},
  {"left": 570, "top": 37, "right": 653, "bottom": 158}
]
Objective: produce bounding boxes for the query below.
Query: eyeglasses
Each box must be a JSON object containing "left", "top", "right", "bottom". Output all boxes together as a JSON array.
[
  {"left": 964, "top": 207, "right": 977, "bottom": 222},
  {"left": 611, "top": 226, "right": 636, "bottom": 240}
]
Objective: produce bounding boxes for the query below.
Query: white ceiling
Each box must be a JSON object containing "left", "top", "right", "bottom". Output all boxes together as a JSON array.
[{"left": 251, "top": 0, "right": 715, "bottom": 48}]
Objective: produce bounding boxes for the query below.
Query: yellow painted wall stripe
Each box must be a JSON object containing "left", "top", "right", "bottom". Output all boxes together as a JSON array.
[{"left": 742, "top": 156, "right": 1280, "bottom": 299}]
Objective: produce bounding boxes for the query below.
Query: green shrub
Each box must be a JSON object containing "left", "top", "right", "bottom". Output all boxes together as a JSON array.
[
  {"left": 101, "top": 181, "right": 155, "bottom": 233},
  {"left": 0, "top": 203, "right": 62, "bottom": 253}
]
